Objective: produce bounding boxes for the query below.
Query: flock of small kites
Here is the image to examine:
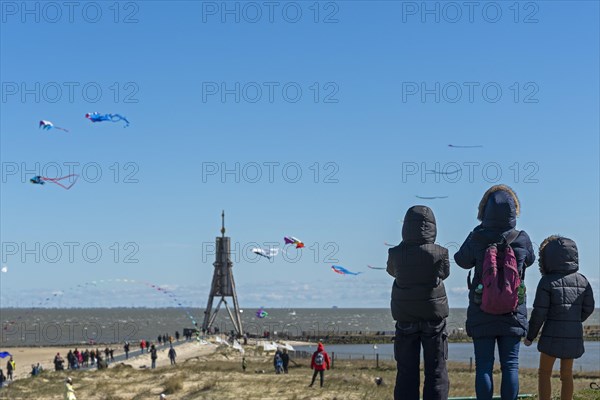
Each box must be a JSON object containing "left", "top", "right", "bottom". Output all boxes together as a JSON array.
[{"left": 33, "top": 113, "right": 130, "bottom": 190}]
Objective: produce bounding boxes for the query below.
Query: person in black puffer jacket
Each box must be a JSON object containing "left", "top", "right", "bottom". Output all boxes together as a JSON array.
[
  {"left": 387, "top": 205, "right": 449, "bottom": 400},
  {"left": 454, "top": 184, "right": 535, "bottom": 400},
  {"left": 524, "top": 236, "right": 595, "bottom": 400}
]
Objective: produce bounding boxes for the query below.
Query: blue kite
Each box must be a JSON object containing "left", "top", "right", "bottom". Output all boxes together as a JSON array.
[
  {"left": 0, "top": 352, "right": 12, "bottom": 358},
  {"left": 86, "top": 112, "right": 130, "bottom": 127},
  {"left": 331, "top": 265, "right": 362, "bottom": 276}
]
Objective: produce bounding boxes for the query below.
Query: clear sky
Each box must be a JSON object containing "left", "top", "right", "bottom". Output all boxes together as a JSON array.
[{"left": 1, "top": 1, "right": 598, "bottom": 308}]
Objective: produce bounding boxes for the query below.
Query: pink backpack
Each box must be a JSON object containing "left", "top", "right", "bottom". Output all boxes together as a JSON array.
[{"left": 480, "top": 230, "right": 521, "bottom": 315}]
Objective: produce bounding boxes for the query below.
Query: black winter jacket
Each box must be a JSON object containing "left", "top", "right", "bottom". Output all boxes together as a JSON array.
[
  {"left": 454, "top": 185, "right": 535, "bottom": 338},
  {"left": 527, "top": 236, "right": 595, "bottom": 359},
  {"left": 388, "top": 206, "right": 450, "bottom": 322}
]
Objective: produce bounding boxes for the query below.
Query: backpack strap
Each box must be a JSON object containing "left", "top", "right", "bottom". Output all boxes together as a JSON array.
[
  {"left": 504, "top": 229, "right": 525, "bottom": 280},
  {"left": 504, "top": 229, "right": 520, "bottom": 245}
]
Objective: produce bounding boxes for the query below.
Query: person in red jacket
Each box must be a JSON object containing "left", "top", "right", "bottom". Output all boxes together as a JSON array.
[{"left": 309, "top": 342, "right": 331, "bottom": 388}]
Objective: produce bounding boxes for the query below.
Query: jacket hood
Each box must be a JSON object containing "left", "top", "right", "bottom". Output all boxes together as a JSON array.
[
  {"left": 538, "top": 236, "right": 579, "bottom": 274},
  {"left": 402, "top": 205, "right": 437, "bottom": 244},
  {"left": 317, "top": 342, "right": 324, "bottom": 352},
  {"left": 477, "top": 185, "right": 520, "bottom": 229}
]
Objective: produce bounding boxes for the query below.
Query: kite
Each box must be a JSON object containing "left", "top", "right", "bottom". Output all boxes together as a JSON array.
[
  {"left": 426, "top": 169, "right": 461, "bottom": 175},
  {"left": 331, "top": 265, "right": 362, "bottom": 276},
  {"left": 284, "top": 236, "right": 304, "bottom": 248},
  {"left": 252, "top": 247, "right": 279, "bottom": 260},
  {"left": 367, "top": 265, "right": 386, "bottom": 270},
  {"left": 448, "top": 144, "right": 483, "bottom": 148},
  {"left": 1, "top": 265, "right": 7, "bottom": 273},
  {"left": 30, "top": 175, "right": 79, "bottom": 190},
  {"left": 0, "top": 352, "right": 11, "bottom": 358},
  {"left": 39, "top": 120, "right": 69, "bottom": 132},
  {"left": 256, "top": 308, "right": 268, "bottom": 318},
  {"left": 415, "top": 195, "right": 448, "bottom": 200},
  {"left": 85, "top": 112, "right": 130, "bottom": 127}
]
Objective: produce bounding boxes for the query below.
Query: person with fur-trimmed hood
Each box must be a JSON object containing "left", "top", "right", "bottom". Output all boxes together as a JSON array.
[
  {"left": 454, "top": 185, "right": 535, "bottom": 400},
  {"left": 524, "top": 235, "right": 595, "bottom": 400}
]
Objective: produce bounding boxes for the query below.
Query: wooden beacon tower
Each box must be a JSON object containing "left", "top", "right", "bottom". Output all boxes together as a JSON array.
[{"left": 202, "top": 211, "right": 244, "bottom": 335}]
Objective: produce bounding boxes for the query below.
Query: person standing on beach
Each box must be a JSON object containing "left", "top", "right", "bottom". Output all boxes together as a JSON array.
[
  {"left": 281, "top": 348, "right": 290, "bottom": 374},
  {"left": 150, "top": 344, "right": 158, "bottom": 369},
  {"left": 54, "top": 353, "right": 64, "bottom": 371},
  {"left": 124, "top": 342, "right": 130, "bottom": 359},
  {"left": 64, "top": 377, "right": 77, "bottom": 400},
  {"left": 388, "top": 205, "right": 450, "bottom": 400},
  {"left": 0, "top": 368, "right": 5, "bottom": 388},
  {"left": 454, "top": 185, "right": 535, "bottom": 400},
  {"left": 274, "top": 352, "right": 284, "bottom": 374},
  {"left": 6, "top": 356, "right": 15, "bottom": 381},
  {"left": 308, "top": 342, "right": 330, "bottom": 388},
  {"left": 524, "top": 236, "right": 595, "bottom": 400},
  {"left": 273, "top": 348, "right": 283, "bottom": 374},
  {"left": 140, "top": 340, "right": 146, "bottom": 354},
  {"left": 168, "top": 346, "right": 176, "bottom": 365}
]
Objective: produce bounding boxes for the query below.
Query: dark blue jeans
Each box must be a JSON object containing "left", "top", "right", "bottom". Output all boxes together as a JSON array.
[
  {"left": 473, "top": 336, "right": 521, "bottom": 400},
  {"left": 394, "top": 319, "right": 449, "bottom": 400}
]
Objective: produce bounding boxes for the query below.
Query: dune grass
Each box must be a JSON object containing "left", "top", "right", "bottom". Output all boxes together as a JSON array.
[{"left": 0, "top": 351, "right": 598, "bottom": 399}]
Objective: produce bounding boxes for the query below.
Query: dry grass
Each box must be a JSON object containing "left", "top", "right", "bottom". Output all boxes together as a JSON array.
[
  {"left": 163, "top": 375, "right": 184, "bottom": 394},
  {"left": 0, "top": 351, "right": 598, "bottom": 400}
]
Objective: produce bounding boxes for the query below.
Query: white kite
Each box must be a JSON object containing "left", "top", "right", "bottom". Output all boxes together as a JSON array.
[
  {"left": 1, "top": 265, "right": 7, "bottom": 273},
  {"left": 252, "top": 247, "right": 279, "bottom": 260}
]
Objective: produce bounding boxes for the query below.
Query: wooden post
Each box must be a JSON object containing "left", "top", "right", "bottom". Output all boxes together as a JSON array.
[
  {"left": 376, "top": 353, "right": 379, "bottom": 368},
  {"left": 331, "top": 352, "right": 335, "bottom": 369}
]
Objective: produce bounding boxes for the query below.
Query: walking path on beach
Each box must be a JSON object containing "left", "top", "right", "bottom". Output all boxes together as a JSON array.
[{"left": 1, "top": 336, "right": 313, "bottom": 383}]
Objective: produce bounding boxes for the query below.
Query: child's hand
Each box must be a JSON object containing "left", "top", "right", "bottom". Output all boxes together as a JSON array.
[{"left": 523, "top": 339, "right": 532, "bottom": 346}]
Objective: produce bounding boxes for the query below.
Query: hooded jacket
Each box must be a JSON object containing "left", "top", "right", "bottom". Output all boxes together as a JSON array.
[
  {"left": 387, "top": 206, "right": 450, "bottom": 322},
  {"left": 527, "top": 236, "right": 595, "bottom": 359},
  {"left": 454, "top": 185, "right": 535, "bottom": 338},
  {"left": 310, "top": 343, "right": 330, "bottom": 371}
]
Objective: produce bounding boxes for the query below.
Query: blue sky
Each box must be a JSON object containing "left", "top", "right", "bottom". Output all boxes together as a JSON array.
[{"left": 0, "top": 1, "right": 598, "bottom": 308}]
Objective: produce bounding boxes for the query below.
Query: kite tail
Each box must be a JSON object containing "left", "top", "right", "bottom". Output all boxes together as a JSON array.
[
  {"left": 56, "top": 127, "right": 69, "bottom": 133},
  {"left": 44, "top": 174, "right": 79, "bottom": 190},
  {"left": 110, "top": 114, "right": 130, "bottom": 127}
]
